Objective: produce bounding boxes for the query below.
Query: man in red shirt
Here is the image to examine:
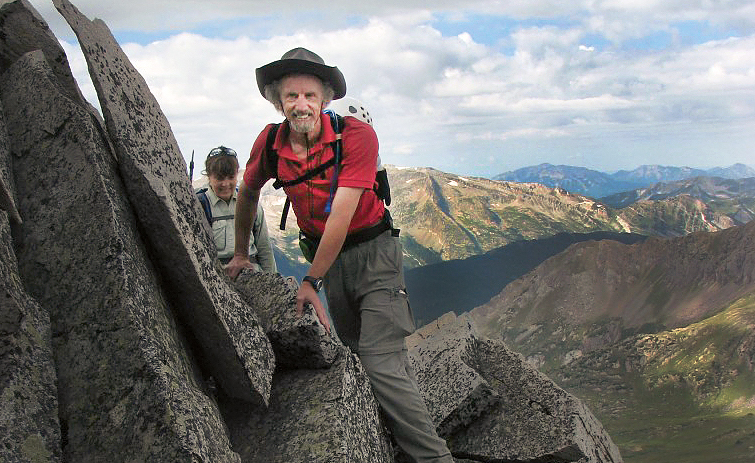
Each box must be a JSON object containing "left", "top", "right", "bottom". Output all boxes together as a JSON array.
[{"left": 225, "top": 48, "right": 453, "bottom": 462}]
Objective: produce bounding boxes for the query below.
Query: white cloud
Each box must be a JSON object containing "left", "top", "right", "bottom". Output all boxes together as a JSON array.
[{"left": 24, "top": 0, "right": 755, "bottom": 177}]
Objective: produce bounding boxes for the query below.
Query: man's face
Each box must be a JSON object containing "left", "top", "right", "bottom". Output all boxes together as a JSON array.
[{"left": 280, "top": 74, "right": 325, "bottom": 134}]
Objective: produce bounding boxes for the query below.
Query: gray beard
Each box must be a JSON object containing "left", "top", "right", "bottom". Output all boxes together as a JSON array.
[{"left": 289, "top": 117, "right": 316, "bottom": 133}]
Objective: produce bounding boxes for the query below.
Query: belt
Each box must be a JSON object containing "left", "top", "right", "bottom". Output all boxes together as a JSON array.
[{"left": 302, "top": 210, "right": 399, "bottom": 251}]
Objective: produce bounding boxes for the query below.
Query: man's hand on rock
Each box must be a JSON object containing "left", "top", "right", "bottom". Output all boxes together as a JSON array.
[
  {"left": 224, "top": 254, "right": 253, "bottom": 280},
  {"left": 296, "top": 283, "right": 331, "bottom": 334}
]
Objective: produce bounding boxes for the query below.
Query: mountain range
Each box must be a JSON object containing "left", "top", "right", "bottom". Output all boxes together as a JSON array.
[
  {"left": 493, "top": 163, "right": 755, "bottom": 199},
  {"left": 468, "top": 219, "right": 755, "bottom": 463},
  {"left": 600, "top": 176, "right": 755, "bottom": 223},
  {"left": 384, "top": 165, "right": 753, "bottom": 267},
  {"left": 196, "top": 163, "right": 755, "bottom": 279}
]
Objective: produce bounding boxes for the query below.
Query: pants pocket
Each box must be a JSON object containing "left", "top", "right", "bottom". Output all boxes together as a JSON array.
[
  {"left": 358, "top": 286, "right": 416, "bottom": 354},
  {"left": 391, "top": 287, "right": 416, "bottom": 338}
]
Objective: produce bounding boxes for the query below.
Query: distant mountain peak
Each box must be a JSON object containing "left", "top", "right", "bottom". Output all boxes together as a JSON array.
[{"left": 493, "top": 163, "right": 755, "bottom": 199}]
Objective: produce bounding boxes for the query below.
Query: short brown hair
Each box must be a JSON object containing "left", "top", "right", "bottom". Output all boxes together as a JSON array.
[{"left": 204, "top": 151, "right": 239, "bottom": 178}]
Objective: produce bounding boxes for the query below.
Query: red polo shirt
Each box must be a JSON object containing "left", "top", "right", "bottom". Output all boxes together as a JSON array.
[{"left": 243, "top": 113, "right": 384, "bottom": 237}]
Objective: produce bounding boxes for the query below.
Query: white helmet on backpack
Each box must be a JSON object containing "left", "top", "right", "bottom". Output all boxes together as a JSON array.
[
  {"left": 326, "top": 97, "right": 390, "bottom": 205},
  {"left": 327, "top": 97, "right": 373, "bottom": 126}
]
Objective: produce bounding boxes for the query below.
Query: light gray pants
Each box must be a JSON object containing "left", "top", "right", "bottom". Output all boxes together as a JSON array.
[{"left": 325, "top": 230, "right": 453, "bottom": 463}]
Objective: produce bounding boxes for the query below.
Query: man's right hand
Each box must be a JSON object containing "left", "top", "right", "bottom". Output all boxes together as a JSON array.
[{"left": 224, "top": 254, "right": 254, "bottom": 279}]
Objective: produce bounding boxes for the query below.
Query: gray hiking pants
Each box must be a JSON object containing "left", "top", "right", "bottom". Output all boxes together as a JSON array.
[{"left": 324, "top": 230, "right": 453, "bottom": 463}]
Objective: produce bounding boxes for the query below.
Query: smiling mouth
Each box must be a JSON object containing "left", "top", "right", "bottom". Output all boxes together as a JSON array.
[{"left": 292, "top": 111, "right": 312, "bottom": 119}]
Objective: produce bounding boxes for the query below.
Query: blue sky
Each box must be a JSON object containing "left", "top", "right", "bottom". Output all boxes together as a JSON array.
[{"left": 27, "top": 0, "right": 755, "bottom": 178}]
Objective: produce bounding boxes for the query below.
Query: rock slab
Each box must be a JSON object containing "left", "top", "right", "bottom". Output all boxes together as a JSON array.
[
  {"left": 0, "top": 205, "right": 61, "bottom": 461},
  {"left": 407, "top": 312, "right": 502, "bottom": 438},
  {"left": 409, "top": 313, "right": 623, "bottom": 463},
  {"left": 53, "top": 0, "right": 274, "bottom": 404},
  {"left": 220, "top": 346, "right": 393, "bottom": 463}
]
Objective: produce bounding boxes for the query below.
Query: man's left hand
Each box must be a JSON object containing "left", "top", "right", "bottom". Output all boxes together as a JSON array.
[{"left": 296, "top": 283, "right": 331, "bottom": 334}]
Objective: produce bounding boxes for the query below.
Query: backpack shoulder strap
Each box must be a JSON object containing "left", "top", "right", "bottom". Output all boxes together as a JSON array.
[
  {"left": 265, "top": 123, "right": 281, "bottom": 185},
  {"left": 262, "top": 123, "right": 292, "bottom": 230},
  {"left": 270, "top": 114, "right": 345, "bottom": 230},
  {"left": 196, "top": 188, "right": 212, "bottom": 224}
]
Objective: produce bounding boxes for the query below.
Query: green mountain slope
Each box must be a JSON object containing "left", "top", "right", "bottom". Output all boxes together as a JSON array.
[{"left": 552, "top": 294, "right": 755, "bottom": 463}]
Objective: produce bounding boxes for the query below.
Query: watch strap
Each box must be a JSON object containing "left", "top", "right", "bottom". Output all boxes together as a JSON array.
[{"left": 302, "top": 275, "right": 323, "bottom": 292}]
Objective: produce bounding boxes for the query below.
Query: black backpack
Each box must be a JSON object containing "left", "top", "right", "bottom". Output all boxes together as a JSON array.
[{"left": 265, "top": 111, "right": 391, "bottom": 230}]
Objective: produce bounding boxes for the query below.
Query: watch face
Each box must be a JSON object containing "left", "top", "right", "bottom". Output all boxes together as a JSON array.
[{"left": 304, "top": 276, "right": 322, "bottom": 292}]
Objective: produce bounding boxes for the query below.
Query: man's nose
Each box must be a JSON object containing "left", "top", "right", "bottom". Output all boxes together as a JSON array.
[{"left": 294, "top": 95, "right": 311, "bottom": 108}]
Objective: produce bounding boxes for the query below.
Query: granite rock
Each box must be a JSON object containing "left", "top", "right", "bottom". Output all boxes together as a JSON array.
[
  {"left": 1, "top": 47, "right": 239, "bottom": 462},
  {"left": 53, "top": 0, "right": 274, "bottom": 404},
  {"left": 233, "top": 270, "right": 341, "bottom": 369},
  {"left": 0, "top": 0, "right": 87, "bottom": 104},
  {"left": 0, "top": 185, "right": 61, "bottom": 460},
  {"left": 407, "top": 313, "right": 502, "bottom": 438},
  {"left": 220, "top": 346, "right": 393, "bottom": 463},
  {"left": 409, "top": 313, "right": 623, "bottom": 463}
]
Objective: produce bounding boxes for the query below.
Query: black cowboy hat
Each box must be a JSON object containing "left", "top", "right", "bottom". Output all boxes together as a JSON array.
[{"left": 255, "top": 47, "right": 347, "bottom": 100}]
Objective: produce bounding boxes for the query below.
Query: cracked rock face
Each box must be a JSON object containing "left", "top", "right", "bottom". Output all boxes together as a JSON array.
[
  {"left": 220, "top": 346, "right": 393, "bottom": 463},
  {"left": 0, "top": 208, "right": 61, "bottom": 462},
  {"left": 1, "top": 48, "right": 241, "bottom": 462},
  {"left": 408, "top": 313, "right": 503, "bottom": 438}
]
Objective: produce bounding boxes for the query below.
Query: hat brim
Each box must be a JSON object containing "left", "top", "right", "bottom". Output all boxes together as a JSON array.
[{"left": 256, "top": 58, "right": 347, "bottom": 100}]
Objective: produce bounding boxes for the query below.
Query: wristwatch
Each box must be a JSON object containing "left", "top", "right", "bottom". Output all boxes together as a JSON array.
[{"left": 302, "top": 276, "right": 323, "bottom": 293}]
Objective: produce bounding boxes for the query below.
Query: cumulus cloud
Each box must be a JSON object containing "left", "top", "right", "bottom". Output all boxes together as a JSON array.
[{"left": 27, "top": 0, "right": 755, "bottom": 176}]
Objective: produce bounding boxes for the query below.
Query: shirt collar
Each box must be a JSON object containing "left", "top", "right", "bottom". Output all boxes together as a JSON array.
[{"left": 205, "top": 185, "right": 237, "bottom": 205}]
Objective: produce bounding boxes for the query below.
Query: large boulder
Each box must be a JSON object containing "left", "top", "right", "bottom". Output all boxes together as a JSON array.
[
  {"left": 233, "top": 270, "right": 341, "bottom": 369},
  {"left": 220, "top": 346, "right": 393, "bottom": 463},
  {"left": 0, "top": 48, "right": 240, "bottom": 462},
  {"left": 409, "top": 313, "right": 623, "bottom": 463},
  {"left": 53, "top": 0, "right": 274, "bottom": 404}
]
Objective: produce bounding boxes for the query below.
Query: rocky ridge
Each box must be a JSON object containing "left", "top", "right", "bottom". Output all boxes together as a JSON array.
[{"left": 0, "top": 1, "right": 621, "bottom": 462}]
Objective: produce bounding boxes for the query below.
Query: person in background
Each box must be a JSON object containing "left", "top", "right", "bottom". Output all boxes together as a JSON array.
[
  {"left": 225, "top": 48, "right": 452, "bottom": 463},
  {"left": 197, "top": 145, "right": 276, "bottom": 272}
]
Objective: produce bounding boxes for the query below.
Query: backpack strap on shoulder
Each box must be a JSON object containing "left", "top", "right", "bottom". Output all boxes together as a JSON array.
[
  {"left": 324, "top": 111, "right": 343, "bottom": 214},
  {"left": 271, "top": 114, "right": 345, "bottom": 230},
  {"left": 262, "top": 123, "right": 291, "bottom": 230},
  {"left": 196, "top": 188, "right": 212, "bottom": 224},
  {"left": 265, "top": 123, "right": 282, "bottom": 187}
]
